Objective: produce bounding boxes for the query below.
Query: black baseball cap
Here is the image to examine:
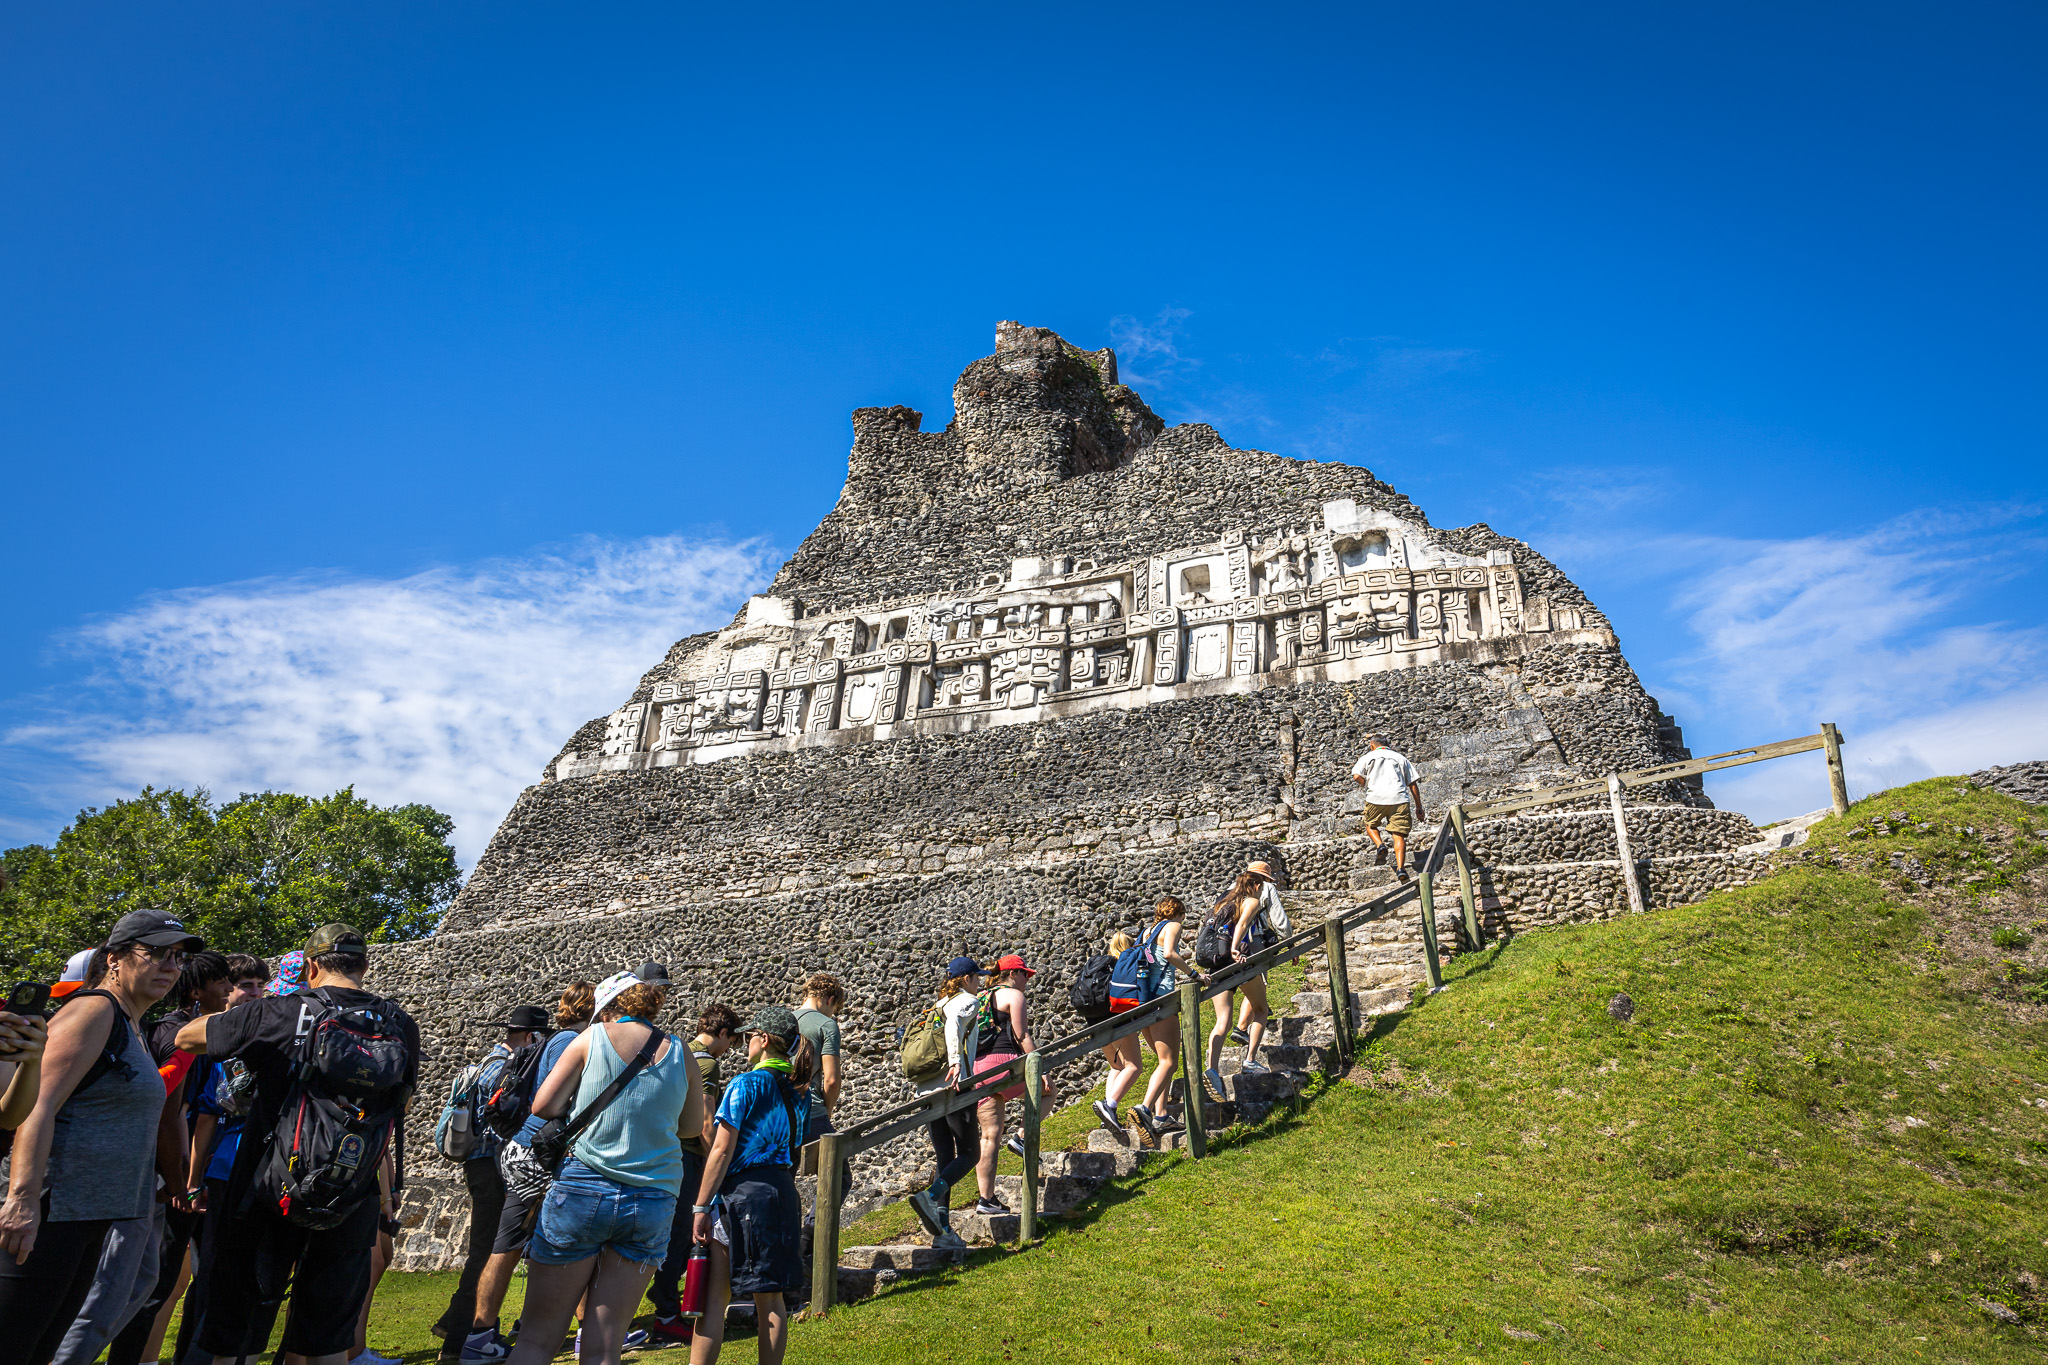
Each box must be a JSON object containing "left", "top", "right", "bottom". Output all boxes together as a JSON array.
[
  {"left": 635, "top": 961, "right": 672, "bottom": 987},
  {"left": 479, "top": 1004, "right": 551, "bottom": 1031},
  {"left": 106, "top": 910, "right": 205, "bottom": 952}
]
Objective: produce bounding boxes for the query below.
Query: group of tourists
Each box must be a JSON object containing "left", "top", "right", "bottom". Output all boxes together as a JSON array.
[
  {"left": 425, "top": 970, "right": 854, "bottom": 1365},
  {"left": 0, "top": 913, "right": 414, "bottom": 1365},
  {"left": 0, "top": 736, "right": 1425, "bottom": 1365}
]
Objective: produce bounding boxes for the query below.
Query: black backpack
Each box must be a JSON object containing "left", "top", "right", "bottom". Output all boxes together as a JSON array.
[
  {"left": 250, "top": 989, "right": 413, "bottom": 1229},
  {"left": 480, "top": 1030, "right": 556, "bottom": 1139},
  {"left": 1068, "top": 954, "right": 1116, "bottom": 1023},
  {"left": 1194, "top": 901, "right": 1235, "bottom": 971}
]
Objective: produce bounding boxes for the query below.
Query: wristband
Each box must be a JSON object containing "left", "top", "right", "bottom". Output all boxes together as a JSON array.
[{"left": 692, "top": 1204, "right": 713, "bottom": 1213}]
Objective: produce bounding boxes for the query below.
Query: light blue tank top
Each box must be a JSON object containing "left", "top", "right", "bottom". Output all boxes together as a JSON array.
[{"left": 568, "top": 1023, "right": 692, "bottom": 1193}]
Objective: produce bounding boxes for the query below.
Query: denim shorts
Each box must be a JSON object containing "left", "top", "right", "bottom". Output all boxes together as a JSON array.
[{"left": 528, "top": 1159, "right": 678, "bottom": 1267}]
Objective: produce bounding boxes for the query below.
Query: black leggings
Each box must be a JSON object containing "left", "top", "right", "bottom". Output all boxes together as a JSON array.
[
  {"left": 0, "top": 1204, "right": 114, "bottom": 1365},
  {"left": 927, "top": 1106, "right": 978, "bottom": 1189}
]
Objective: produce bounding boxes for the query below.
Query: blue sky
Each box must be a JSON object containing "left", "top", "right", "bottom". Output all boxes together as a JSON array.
[{"left": 4, "top": 3, "right": 2043, "bottom": 862}]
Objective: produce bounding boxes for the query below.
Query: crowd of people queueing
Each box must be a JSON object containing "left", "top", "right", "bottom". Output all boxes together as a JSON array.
[{"left": 0, "top": 736, "right": 1425, "bottom": 1365}]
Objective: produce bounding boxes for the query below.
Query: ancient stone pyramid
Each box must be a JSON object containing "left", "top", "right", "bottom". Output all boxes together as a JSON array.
[{"left": 380, "top": 322, "right": 1760, "bottom": 1265}]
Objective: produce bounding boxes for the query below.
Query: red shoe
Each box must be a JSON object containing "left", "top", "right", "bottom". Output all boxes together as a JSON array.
[{"left": 647, "top": 1316, "right": 694, "bottom": 1344}]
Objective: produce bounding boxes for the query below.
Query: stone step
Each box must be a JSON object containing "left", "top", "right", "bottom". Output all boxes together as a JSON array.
[
  {"left": 838, "top": 1241, "right": 964, "bottom": 1272},
  {"left": 1084, "top": 1127, "right": 1167, "bottom": 1171},
  {"left": 1159, "top": 1127, "right": 1234, "bottom": 1152},
  {"left": 1041, "top": 1148, "right": 1130, "bottom": 1180},
  {"left": 1268, "top": 1014, "right": 1337, "bottom": 1047},
  {"left": 951, "top": 1210, "right": 1021, "bottom": 1245},
  {"left": 992, "top": 1174, "right": 1098, "bottom": 1215},
  {"left": 1220, "top": 1042, "right": 1331, "bottom": 1075},
  {"left": 1210, "top": 1065, "right": 1310, "bottom": 1104},
  {"left": 1291, "top": 986, "right": 1408, "bottom": 1018}
]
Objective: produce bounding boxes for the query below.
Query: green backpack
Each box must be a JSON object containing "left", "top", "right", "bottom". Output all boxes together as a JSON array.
[{"left": 901, "top": 1001, "right": 949, "bottom": 1083}]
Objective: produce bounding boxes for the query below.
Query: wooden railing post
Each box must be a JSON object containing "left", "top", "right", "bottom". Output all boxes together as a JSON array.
[
  {"left": 1178, "top": 980, "right": 1208, "bottom": 1158},
  {"left": 810, "top": 1131, "right": 842, "bottom": 1313},
  {"left": 1321, "top": 916, "right": 1354, "bottom": 1065},
  {"left": 1451, "top": 804, "right": 1479, "bottom": 950},
  {"left": 1822, "top": 722, "right": 1850, "bottom": 817},
  {"left": 1416, "top": 860, "right": 1444, "bottom": 991},
  {"left": 1608, "top": 775, "right": 1647, "bottom": 916},
  {"left": 1019, "top": 1052, "right": 1042, "bottom": 1244}
]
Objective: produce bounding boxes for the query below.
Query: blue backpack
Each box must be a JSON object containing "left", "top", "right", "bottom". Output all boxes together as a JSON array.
[{"left": 1107, "top": 923, "right": 1168, "bottom": 1012}]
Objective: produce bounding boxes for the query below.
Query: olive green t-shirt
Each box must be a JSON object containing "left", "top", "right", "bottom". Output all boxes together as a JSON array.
[{"left": 795, "top": 1007, "right": 840, "bottom": 1124}]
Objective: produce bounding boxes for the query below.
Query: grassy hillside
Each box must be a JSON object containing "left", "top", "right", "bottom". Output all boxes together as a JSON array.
[{"left": 787, "top": 778, "right": 2048, "bottom": 1364}]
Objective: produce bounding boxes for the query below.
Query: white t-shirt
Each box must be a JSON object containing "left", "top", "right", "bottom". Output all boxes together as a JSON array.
[
  {"left": 1351, "top": 747, "right": 1420, "bottom": 805},
  {"left": 918, "top": 991, "right": 985, "bottom": 1097}
]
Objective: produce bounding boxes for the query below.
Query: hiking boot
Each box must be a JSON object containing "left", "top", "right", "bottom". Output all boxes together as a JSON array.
[
  {"left": 1373, "top": 841, "right": 1389, "bottom": 866},
  {"left": 1227, "top": 1026, "right": 1249, "bottom": 1046},
  {"left": 1092, "top": 1099, "right": 1119, "bottom": 1131},
  {"left": 1004, "top": 1135, "right": 1026, "bottom": 1159},
  {"left": 932, "top": 1228, "right": 969, "bottom": 1253},
  {"left": 974, "top": 1196, "right": 1012, "bottom": 1216},
  {"left": 908, "top": 1187, "right": 946, "bottom": 1238}
]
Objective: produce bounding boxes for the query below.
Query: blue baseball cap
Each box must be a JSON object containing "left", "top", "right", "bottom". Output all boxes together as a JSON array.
[{"left": 945, "top": 956, "right": 983, "bottom": 979}]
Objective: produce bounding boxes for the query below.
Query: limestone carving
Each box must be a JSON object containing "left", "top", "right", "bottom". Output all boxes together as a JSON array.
[{"left": 562, "top": 501, "right": 1617, "bottom": 777}]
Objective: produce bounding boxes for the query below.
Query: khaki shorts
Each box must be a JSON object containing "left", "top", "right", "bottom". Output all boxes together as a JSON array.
[{"left": 1362, "top": 802, "right": 1412, "bottom": 835}]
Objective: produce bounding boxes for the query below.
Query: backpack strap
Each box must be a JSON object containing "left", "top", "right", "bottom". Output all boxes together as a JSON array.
[
  {"left": 66, "top": 989, "right": 136, "bottom": 1098},
  {"left": 557, "top": 1026, "right": 663, "bottom": 1147}
]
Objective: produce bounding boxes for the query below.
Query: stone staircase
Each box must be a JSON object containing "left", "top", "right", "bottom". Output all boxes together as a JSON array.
[{"left": 831, "top": 984, "right": 1366, "bottom": 1300}]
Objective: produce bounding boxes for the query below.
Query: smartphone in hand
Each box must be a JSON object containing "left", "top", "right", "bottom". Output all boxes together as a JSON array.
[{"left": 6, "top": 983, "right": 50, "bottom": 1019}]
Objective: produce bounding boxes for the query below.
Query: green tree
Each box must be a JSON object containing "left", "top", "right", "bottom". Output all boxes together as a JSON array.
[{"left": 0, "top": 786, "right": 463, "bottom": 981}]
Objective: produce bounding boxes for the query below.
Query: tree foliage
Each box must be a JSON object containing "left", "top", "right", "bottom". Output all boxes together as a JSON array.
[{"left": 0, "top": 786, "right": 463, "bottom": 981}]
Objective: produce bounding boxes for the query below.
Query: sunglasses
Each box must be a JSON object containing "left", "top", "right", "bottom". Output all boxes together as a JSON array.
[{"left": 133, "top": 944, "right": 187, "bottom": 965}]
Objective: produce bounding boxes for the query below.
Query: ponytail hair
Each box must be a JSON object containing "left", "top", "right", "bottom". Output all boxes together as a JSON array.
[{"left": 762, "top": 1029, "right": 819, "bottom": 1091}]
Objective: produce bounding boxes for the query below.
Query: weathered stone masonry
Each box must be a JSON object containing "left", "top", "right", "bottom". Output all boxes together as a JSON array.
[{"left": 374, "top": 322, "right": 1757, "bottom": 1268}]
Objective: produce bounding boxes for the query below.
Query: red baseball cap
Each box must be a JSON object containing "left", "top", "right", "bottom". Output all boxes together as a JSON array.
[{"left": 994, "top": 954, "right": 1036, "bottom": 976}]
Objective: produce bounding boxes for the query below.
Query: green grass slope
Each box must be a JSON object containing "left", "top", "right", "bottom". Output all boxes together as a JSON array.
[{"left": 789, "top": 778, "right": 2048, "bottom": 1364}]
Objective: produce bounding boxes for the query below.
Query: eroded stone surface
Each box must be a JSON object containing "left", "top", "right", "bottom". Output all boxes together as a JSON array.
[{"left": 373, "top": 323, "right": 1754, "bottom": 1267}]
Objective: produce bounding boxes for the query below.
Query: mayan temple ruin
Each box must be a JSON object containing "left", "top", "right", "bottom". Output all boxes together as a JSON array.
[{"left": 378, "top": 321, "right": 1774, "bottom": 1265}]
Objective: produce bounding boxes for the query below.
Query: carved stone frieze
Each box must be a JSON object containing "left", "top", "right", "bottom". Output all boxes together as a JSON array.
[{"left": 565, "top": 502, "right": 1614, "bottom": 777}]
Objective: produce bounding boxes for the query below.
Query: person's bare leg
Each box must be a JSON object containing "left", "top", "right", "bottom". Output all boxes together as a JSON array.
[
  {"left": 1101, "top": 1036, "right": 1140, "bottom": 1108},
  {"left": 356, "top": 1229, "right": 394, "bottom": 1356},
  {"left": 504, "top": 1258, "right": 598, "bottom": 1365},
  {"left": 1140, "top": 1020, "right": 1179, "bottom": 1112},
  {"left": 975, "top": 1096, "right": 1001, "bottom": 1200},
  {"left": 579, "top": 1248, "right": 656, "bottom": 1365},
  {"left": 687, "top": 1240, "right": 731, "bottom": 1365},
  {"left": 753, "top": 1292, "right": 789, "bottom": 1365},
  {"left": 1391, "top": 831, "right": 1408, "bottom": 871},
  {"left": 1243, "top": 976, "right": 1270, "bottom": 1061},
  {"left": 474, "top": 1249, "right": 522, "bottom": 1330},
  {"left": 1206, "top": 990, "right": 1234, "bottom": 1073}
]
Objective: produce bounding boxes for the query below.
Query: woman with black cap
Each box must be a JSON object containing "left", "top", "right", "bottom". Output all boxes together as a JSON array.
[
  {"left": 688, "top": 1005, "right": 814, "bottom": 1365},
  {"left": 0, "top": 910, "right": 198, "bottom": 1365}
]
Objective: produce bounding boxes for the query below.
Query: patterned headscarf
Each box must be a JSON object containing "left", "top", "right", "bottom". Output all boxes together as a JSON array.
[{"left": 265, "top": 950, "right": 305, "bottom": 997}]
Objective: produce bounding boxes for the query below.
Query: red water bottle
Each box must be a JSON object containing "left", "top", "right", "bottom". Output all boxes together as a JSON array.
[{"left": 680, "top": 1239, "right": 711, "bottom": 1321}]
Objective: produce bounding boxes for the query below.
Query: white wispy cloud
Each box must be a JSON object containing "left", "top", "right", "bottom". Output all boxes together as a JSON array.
[
  {"left": 2, "top": 536, "right": 774, "bottom": 864},
  {"left": 1643, "top": 507, "right": 2048, "bottom": 819},
  {"left": 1107, "top": 307, "right": 1197, "bottom": 387}
]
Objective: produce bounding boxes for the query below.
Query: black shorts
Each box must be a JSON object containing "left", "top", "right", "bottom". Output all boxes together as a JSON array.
[
  {"left": 720, "top": 1165, "right": 803, "bottom": 1298},
  {"left": 493, "top": 1179, "right": 542, "bottom": 1255},
  {"left": 199, "top": 1193, "right": 378, "bottom": 1359}
]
